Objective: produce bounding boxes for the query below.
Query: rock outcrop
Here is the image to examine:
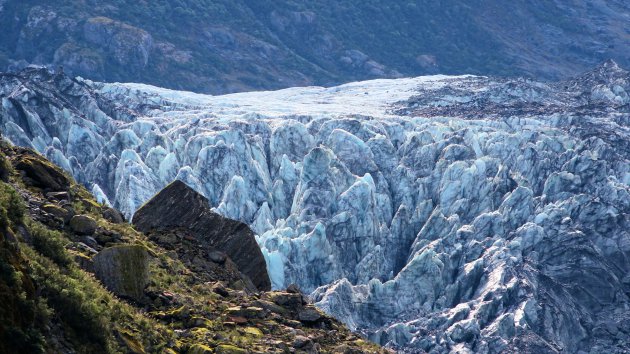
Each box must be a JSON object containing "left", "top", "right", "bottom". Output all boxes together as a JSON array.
[
  {"left": 132, "top": 180, "right": 271, "bottom": 291},
  {"left": 83, "top": 17, "right": 153, "bottom": 70}
]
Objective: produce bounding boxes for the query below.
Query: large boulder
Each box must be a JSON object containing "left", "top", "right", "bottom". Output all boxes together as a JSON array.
[
  {"left": 92, "top": 245, "right": 149, "bottom": 301},
  {"left": 132, "top": 180, "right": 271, "bottom": 291},
  {"left": 69, "top": 215, "right": 97, "bottom": 235}
]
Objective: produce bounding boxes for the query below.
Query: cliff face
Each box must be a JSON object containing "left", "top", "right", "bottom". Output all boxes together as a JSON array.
[
  {"left": 1, "top": 1, "right": 630, "bottom": 93},
  {"left": 0, "top": 141, "right": 387, "bottom": 353}
]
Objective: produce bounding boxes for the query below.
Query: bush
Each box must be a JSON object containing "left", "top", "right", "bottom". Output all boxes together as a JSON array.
[
  {"left": 26, "top": 247, "right": 113, "bottom": 352},
  {"left": 0, "top": 151, "right": 10, "bottom": 182},
  {"left": 28, "top": 221, "right": 72, "bottom": 267},
  {"left": 0, "top": 182, "right": 24, "bottom": 229}
]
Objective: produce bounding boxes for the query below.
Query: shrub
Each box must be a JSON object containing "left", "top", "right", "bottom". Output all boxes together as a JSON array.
[
  {"left": 0, "top": 151, "right": 10, "bottom": 182},
  {"left": 25, "top": 247, "right": 113, "bottom": 352},
  {"left": 0, "top": 182, "right": 24, "bottom": 229},
  {"left": 28, "top": 221, "right": 72, "bottom": 267}
]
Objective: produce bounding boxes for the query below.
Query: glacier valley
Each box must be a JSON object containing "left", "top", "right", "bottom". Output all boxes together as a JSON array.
[{"left": 1, "top": 62, "right": 629, "bottom": 353}]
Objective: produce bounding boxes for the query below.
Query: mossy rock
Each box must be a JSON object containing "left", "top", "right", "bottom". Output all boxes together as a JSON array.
[
  {"left": 187, "top": 343, "right": 213, "bottom": 354},
  {"left": 215, "top": 344, "right": 247, "bottom": 354},
  {"left": 70, "top": 214, "right": 97, "bottom": 235},
  {"left": 160, "top": 306, "right": 190, "bottom": 321},
  {"left": 253, "top": 299, "right": 288, "bottom": 316},
  {"left": 92, "top": 245, "right": 150, "bottom": 301},
  {"left": 41, "top": 204, "right": 73, "bottom": 222},
  {"left": 14, "top": 155, "right": 70, "bottom": 191},
  {"left": 187, "top": 316, "right": 212, "bottom": 328},
  {"left": 119, "top": 329, "right": 146, "bottom": 354},
  {"left": 102, "top": 207, "right": 125, "bottom": 223},
  {"left": 243, "top": 327, "right": 263, "bottom": 337}
]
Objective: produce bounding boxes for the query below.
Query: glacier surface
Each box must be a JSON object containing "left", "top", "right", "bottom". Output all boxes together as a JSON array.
[{"left": 1, "top": 63, "right": 630, "bottom": 353}]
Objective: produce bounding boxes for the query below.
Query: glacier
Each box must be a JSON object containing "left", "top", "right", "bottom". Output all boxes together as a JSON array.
[{"left": 1, "top": 62, "right": 630, "bottom": 353}]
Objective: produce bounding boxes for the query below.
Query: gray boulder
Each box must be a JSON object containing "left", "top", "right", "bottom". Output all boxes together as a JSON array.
[
  {"left": 92, "top": 245, "right": 149, "bottom": 301},
  {"left": 69, "top": 215, "right": 97, "bottom": 235}
]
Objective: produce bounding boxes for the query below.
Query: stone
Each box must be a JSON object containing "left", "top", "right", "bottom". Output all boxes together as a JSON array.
[
  {"left": 210, "top": 282, "right": 230, "bottom": 297},
  {"left": 227, "top": 306, "right": 265, "bottom": 319},
  {"left": 14, "top": 155, "right": 69, "bottom": 191},
  {"left": 244, "top": 326, "right": 263, "bottom": 337},
  {"left": 69, "top": 215, "right": 97, "bottom": 235},
  {"left": 269, "top": 292, "right": 304, "bottom": 309},
  {"left": 187, "top": 344, "right": 213, "bottom": 354},
  {"left": 253, "top": 299, "right": 289, "bottom": 316},
  {"left": 208, "top": 250, "right": 227, "bottom": 264},
  {"left": 92, "top": 245, "right": 149, "bottom": 301},
  {"left": 298, "top": 306, "right": 323, "bottom": 323},
  {"left": 73, "top": 242, "right": 98, "bottom": 255},
  {"left": 102, "top": 207, "right": 125, "bottom": 224},
  {"left": 228, "top": 316, "right": 248, "bottom": 325},
  {"left": 46, "top": 191, "right": 69, "bottom": 201},
  {"left": 94, "top": 229, "right": 121, "bottom": 245},
  {"left": 41, "top": 203, "right": 72, "bottom": 222},
  {"left": 215, "top": 344, "right": 247, "bottom": 354},
  {"left": 82, "top": 236, "right": 100, "bottom": 250},
  {"left": 73, "top": 253, "right": 94, "bottom": 273},
  {"left": 293, "top": 335, "right": 313, "bottom": 349}
]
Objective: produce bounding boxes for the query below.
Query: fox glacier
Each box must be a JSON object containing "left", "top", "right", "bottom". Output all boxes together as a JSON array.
[{"left": 1, "top": 62, "right": 629, "bottom": 353}]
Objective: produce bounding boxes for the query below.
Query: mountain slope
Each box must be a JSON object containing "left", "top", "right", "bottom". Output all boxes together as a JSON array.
[
  {"left": 1, "top": 1, "right": 630, "bottom": 93},
  {"left": 0, "top": 140, "right": 387, "bottom": 353},
  {"left": 1, "top": 63, "right": 629, "bottom": 352}
]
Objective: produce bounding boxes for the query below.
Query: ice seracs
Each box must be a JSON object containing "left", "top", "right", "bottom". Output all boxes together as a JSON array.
[{"left": 1, "top": 63, "right": 629, "bottom": 353}]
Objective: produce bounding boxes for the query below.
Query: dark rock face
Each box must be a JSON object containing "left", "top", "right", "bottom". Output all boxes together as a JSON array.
[{"left": 132, "top": 180, "right": 271, "bottom": 291}]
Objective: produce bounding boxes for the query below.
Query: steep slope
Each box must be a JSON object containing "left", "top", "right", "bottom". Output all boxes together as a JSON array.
[
  {"left": 0, "top": 140, "right": 387, "bottom": 353},
  {"left": 1, "top": 63, "right": 629, "bottom": 352},
  {"left": 1, "top": 1, "right": 630, "bottom": 93}
]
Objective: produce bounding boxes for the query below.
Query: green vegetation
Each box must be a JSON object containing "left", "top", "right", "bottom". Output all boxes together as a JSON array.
[
  {"left": 0, "top": 151, "right": 171, "bottom": 353},
  {"left": 29, "top": 220, "right": 72, "bottom": 267},
  {"left": 0, "top": 182, "right": 24, "bottom": 229},
  {"left": 0, "top": 143, "right": 386, "bottom": 353}
]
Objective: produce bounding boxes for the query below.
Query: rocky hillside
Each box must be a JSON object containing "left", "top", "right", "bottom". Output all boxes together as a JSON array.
[
  {"left": 0, "top": 141, "right": 386, "bottom": 353},
  {"left": 1, "top": 1, "right": 629, "bottom": 93},
  {"left": 2, "top": 62, "right": 629, "bottom": 353}
]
